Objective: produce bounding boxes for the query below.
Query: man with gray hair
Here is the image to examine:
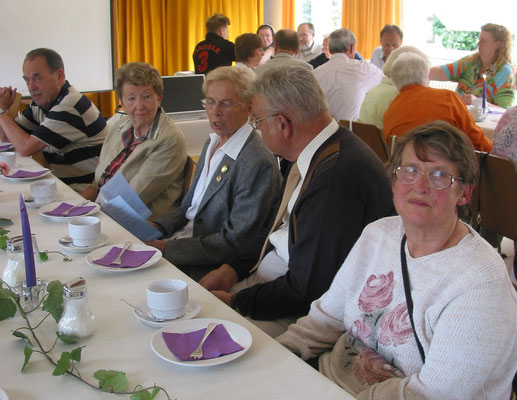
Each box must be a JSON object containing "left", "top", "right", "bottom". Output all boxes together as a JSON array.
[
  {"left": 200, "top": 65, "right": 394, "bottom": 336},
  {"left": 296, "top": 22, "right": 322, "bottom": 62},
  {"left": 253, "top": 29, "right": 313, "bottom": 75},
  {"left": 0, "top": 48, "right": 107, "bottom": 191},
  {"left": 314, "top": 28, "right": 383, "bottom": 122},
  {"left": 383, "top": 52, "right": 492, "bottom": 151}
]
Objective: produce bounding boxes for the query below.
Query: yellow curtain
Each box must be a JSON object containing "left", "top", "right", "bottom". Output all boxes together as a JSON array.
[
  {"left": 87, "top": 0, "right": 261, "bottom": 119},
  {"left": 341, "top": 0, "right": 401, "bottom": 60},
  {"left": 282, "top": 0, "right": 296, "bottom": 29}
]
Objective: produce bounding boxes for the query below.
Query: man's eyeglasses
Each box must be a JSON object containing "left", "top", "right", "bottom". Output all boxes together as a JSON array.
[
  {"left": 393, "top": 165, "right": 463, "bottom": 190},
  {"left": 201, "top": 98, "right": 240, "bottom": 110},
  {"left": 249, "top": 113, "right": 279, "bottom": 130}
]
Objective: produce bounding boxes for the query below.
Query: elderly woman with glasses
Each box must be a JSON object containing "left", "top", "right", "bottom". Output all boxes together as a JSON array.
[
  {"left": 278, "top": 121, "right": 517, "bottom": 399},
  {"left": 146, "top": 66, "right": 281, "bottom": 280},
  {"left": 81, "top": 62, "right": 187, "bottom": 218}
]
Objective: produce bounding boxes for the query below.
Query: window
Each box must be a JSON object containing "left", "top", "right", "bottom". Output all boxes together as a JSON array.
[{"left": 295, "top": 0, "right": 342, "bottom": 41}]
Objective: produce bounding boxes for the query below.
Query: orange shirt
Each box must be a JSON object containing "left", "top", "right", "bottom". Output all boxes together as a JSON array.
[{"left": 383, "top": 84, "right": 492, "bottom": 152}]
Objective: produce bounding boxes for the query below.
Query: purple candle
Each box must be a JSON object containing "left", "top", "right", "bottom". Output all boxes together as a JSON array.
[
  {"left": 19, "top": 194, "right": 36, "bottom": 287},
  {"left": 482, "top": 74, "right": 487, "bottom": 111}
]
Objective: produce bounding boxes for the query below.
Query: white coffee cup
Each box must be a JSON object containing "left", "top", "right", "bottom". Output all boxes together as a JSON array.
[
  {"left": 30, "top": 179, "right": 57, "bottom": 205},
  {"left": 68, "top": 216, "right": 101, "bottom": 247},
  {"left": 0, "top": 151, "right": 16, "bottom": 168},
  {"left": 147, "top": 279, "right": 188, "bottom": 319}
]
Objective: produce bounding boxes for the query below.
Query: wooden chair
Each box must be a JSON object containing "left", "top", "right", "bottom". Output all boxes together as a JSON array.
[
  {"left": 8, "top": 92, "right": 22, "bottom": 119},
  {"left": 182, "top": 155, "right": 197, "bottom": 199},
  {"left": 339, "top": 120, "right": 389, "bottom": 163}
]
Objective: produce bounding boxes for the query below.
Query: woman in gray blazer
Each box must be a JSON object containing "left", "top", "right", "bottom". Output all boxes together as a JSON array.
[{"left": 146, "top": 67, "right": 281, "bottom": 280}]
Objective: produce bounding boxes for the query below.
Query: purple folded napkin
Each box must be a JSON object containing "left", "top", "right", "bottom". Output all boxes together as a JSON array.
[
  {"left": 0, "top": 144, "right": 11, "bottom": 151},
  {"left": 7, "top": 170, "right": 47, "bottom": 178},
  {"left": 44, "top": 202, "right": 96, "bottom": 217},
  {"left": 489, "top": 110, "right": 505, "bottom": 114},
  {"left": 93, "top": 246, "right": 156, "bottom": 268},
  {"left": 162, "top": 324, "right": 244, "bottom": 361}
]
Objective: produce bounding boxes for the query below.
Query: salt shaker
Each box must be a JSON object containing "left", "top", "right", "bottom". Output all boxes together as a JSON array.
[
  {"left": 57, "top": 277, "right": 96, "bottom": 339},
  {"left": 2, "top": 236, "right": 26, "bottom": 288}
]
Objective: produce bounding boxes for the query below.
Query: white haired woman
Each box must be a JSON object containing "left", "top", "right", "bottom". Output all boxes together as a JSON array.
[
  {"left": 278, "top": 121, "right": 517, "bottom": 399},
  {"left": 81, "top": 62, "right": 187, "bottom": 218}
]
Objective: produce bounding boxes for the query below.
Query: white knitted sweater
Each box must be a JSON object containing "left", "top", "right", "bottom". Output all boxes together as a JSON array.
[{"left": 277, "top": 216, "right": 517, "bottom": 400}]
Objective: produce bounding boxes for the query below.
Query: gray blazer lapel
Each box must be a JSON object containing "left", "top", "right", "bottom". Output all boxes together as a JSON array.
[{"left": 196, "top": 154, "right": 236, "bottom": 213}]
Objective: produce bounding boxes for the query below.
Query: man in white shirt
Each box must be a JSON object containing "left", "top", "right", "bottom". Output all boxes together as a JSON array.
[
  {"left": 370, "top": 24, "right": 403, "bottom": 69},
  {"left": 314, "top": 28, "right": 383, "bottom": 122},
  {"left": 295, "top": 22, "right": 322, "bottom": 62}
]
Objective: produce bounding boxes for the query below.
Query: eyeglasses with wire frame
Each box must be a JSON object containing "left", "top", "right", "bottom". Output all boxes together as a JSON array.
[
  {"left": 249, "top": 113, "right": 279, "bottom": 130},
  {"left": 393, "top": 165, "right": 464, "bottom": 190}
]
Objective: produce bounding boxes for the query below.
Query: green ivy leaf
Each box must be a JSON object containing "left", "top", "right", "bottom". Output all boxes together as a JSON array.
[
  {"left": 57, "top": 332, "right": 79, "bottom": 344},
  {"left": 12, "top": 330, "right": 33, "bottom": 345},
  {"left": 53, "top": 351, "right": 71, "bottom": 376},
  {"left": 70, "top": 347, "right": 82, "bottom": 362},
  {"left": 94, "top": 369, "right": 129, "bottom": 393},
  {"left": 39, "top": 252, "right": 49, "bottom": 262},
  {"left": 151, "top": 387, "right": 161, "bottom": 399},
  {"left": 21, "top": 346, "right": 33, "bottom": 372},
  {"left": 0, "top": 229, "right": 8, "bottom": 235},
  {"left": 131, "top": 390, "right": 152, "bottom": 400},
  {"left": 0, "top": 287, "right": 17, "bottom": 320},
  {"left": 0, "top": 236, "right": 7, "bottom": 250},
  {"left": 42, "top": 280, "right": 63, "bottom": 322}
]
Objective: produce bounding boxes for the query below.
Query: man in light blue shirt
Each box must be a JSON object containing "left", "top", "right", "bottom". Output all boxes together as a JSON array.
[{"left": 371, "top": 24, "right": 403, "bottom": 69}]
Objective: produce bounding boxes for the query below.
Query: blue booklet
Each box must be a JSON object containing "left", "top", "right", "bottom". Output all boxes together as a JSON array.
[{"left": 97, "top": 172, "right": 161, "bottom": 241}]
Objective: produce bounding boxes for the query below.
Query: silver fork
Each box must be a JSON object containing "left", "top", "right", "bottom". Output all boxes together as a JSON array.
[
  {"left": 111, "top": 241, "right": 132, "bottom": 265},
  {"left": 62, "top": 200, "right": 89, "bottom": 216},
  {"left": 188, "top": 323, "right": 218, "bottom": 360}
]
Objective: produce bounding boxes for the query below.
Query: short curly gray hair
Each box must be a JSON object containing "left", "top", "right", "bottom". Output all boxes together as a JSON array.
[
  {"left": 203, "top": 66, "right": 255, "bottom": 105},
  {"left": 114, "top": 62, "right": 163, "bottom": 99}
]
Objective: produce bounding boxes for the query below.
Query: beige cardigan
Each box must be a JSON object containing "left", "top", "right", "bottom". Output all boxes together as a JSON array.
[{"left": 91, "top": 109, "right": 187, "bottom": 218}]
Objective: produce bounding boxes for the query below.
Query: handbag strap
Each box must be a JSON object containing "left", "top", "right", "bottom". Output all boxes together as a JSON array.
[{"left": 400, "top": 234, "right": 426, "bottom": 363}]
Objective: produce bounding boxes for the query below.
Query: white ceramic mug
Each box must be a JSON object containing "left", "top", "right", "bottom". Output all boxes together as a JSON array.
[
  {"left": 147, "top": 279, "right": 188, "bottom": 319},
  {"left": 68, "top": 216, "right": 101, "bottom": 247},
  {"left": 30, "top": 179, "right": 57, "bottom": 205},
  {"left": 0, "top": 151, "right": 16, "bottom": 168}
]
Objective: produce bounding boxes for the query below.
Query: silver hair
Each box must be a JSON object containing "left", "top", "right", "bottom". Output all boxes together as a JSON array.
[
  {"left": 250, "top": 65, "right": 328, "bottom": 122},
  {"left": 382, "top": 45, "right": 428, "bottom": 76},
  {"left": 203, "top": 66, "right": 255, "bottom": 104},
  {"left": 329, "top": 28, "right": 356, "bottom": 54},
  {"left": 390, "top": 52, "right": 430, "bottom": 91}
]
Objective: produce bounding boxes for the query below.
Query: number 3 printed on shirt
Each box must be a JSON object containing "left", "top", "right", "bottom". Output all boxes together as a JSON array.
[{"left": 197, "top": 51, "right": 208, "bottom": 72}]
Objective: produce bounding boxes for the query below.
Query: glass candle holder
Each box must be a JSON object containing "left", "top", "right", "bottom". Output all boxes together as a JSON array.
[{"left": 14, "top": 279, "right": 49, "bottom": 312}]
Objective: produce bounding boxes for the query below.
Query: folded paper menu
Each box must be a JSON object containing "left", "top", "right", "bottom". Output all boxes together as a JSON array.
[
  {"left": 8, "top": 170, "right": 47, "bottom": 178},
  {"left": 44, "top": 202, "right": 96, "bottom": 217},
  {"left": 162, "top": 324, "right": 243, "bottom": 361},
  {"left": 93, "top": 246, "right": 156, "bottom": 268}
]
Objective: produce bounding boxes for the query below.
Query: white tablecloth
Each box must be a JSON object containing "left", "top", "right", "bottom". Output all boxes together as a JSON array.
[{"left": 0, "top": 155, "right": 353, "bottom": 400}]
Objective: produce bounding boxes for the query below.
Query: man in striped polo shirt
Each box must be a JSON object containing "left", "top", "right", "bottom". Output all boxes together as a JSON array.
[{"left": 0, "top": 48, "right": 107, "bottom": 191}]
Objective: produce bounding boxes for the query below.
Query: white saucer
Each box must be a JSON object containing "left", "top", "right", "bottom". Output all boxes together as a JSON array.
[
  {"left": 133, "top": 300, "right": 201, "bottom": 327},
  {"left": 58, "top": 234, "right": 108, "bottom": 253},
  {"left": 25, "top": 193, "right": 64, "bottom": 209}
]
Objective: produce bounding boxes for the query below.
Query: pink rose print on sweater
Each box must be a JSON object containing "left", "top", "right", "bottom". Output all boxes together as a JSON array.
[
  {"left": 350, "top": 319, "right": 372, "bottom": 344},
  {"left": 358, "top": 271, "right": 395, "bottom": 313},
  {"left": 352, "top": 349, "right": 400, "bottom": 385},
  {"left": 378, "top": 302, "right": 412, "bottom": 346}
]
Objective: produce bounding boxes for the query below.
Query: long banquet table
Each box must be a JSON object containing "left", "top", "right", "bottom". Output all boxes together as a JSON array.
[{"left": 0, "top": 155, "right": 353, "bottom": 400}]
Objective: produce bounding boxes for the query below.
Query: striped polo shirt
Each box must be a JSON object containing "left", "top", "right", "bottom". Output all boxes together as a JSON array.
[{"left": 16, "top": 81, "right": 107, "bottom": 188}]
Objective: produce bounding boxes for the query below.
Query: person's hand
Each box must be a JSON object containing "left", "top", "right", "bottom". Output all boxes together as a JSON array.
[
  {"left": 0, "top": 162, "right": 10, "bottom": 176},
  {"left": 0, "top": 87, "right": 16, "bottom": 110},
  {"left": 144, "top": 239, "right": 166, "bottom": 252},
  {"left": 463, "top": 93, "right": 475, "bottom": 106},
  {"left": 199, "top": 264, "right": 238, "bottom": 291},
  {"left": 211, "top": 290, "right": 233, "bottom": 306}
]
